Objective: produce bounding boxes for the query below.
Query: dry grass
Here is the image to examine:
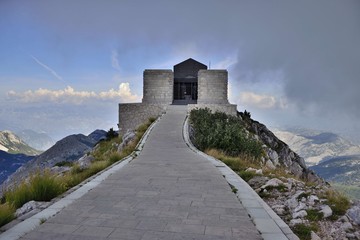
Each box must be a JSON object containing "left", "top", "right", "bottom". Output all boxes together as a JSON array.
[
  {"left": 320, "top": 189, "right": 350, "bottom": 219},
  {"left": 205, "top": 148, "right": 259, "bottom": 172}
]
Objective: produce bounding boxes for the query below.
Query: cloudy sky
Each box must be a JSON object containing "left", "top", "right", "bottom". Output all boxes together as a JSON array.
[{"left": 0, "top": 0, "right": 359, "bottom": 143}]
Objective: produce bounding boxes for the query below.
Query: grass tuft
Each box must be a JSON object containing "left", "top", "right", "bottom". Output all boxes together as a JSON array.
[
  {"left": 292, "top": 223, "right": 316, "bottom": 240},
  {"left": 320, "top": 189, "right": 350, "bottom": 220},
  {"left": 5, "top": 181, "right": 33, "bottom": 209},
  {"left": 306, "top": 209, "right": 324, "bottom": 221},
  {"left": 0, "top": 203, "right": 15, "bottom": 227}
]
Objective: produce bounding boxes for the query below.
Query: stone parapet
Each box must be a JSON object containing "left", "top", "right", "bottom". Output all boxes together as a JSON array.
[
  {"left": 198, "top": 70, "right": 229, "bottom": 104},
  {"left": 143, "top": 70, "right": 173, "bottom": 104},
  {"left": 187, "top": 103, "right": 237, "bottom": 116},
  {"left": 118, "top": 103, "right": 168, "bottom": 135}
]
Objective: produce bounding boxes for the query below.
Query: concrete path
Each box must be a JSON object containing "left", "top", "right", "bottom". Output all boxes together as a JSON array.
[{"left": 20, "top": 105, "right": 261, "bottom": 240}]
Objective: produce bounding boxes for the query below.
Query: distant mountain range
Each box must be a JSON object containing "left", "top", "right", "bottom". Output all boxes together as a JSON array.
[
  {"left": 310, "top": 154, "right": 360, "bottom": 185},
  {"left": 0, "top": 130, "right": 41, "bottom": 155},
  {"left": 272, "top": 128, "right": 360, "bottom": 166},
  {"left": 16, "top": 129, "right": 55, "bottom": 151},
  {"left": 0, "top": 150, "right": 34, "bottom": 184},
  {"left": 2, "top": 129, "right": 106, "bottom": 188},
  {"left": 272, "top": 128, "right": 360, "bottom": 186}
]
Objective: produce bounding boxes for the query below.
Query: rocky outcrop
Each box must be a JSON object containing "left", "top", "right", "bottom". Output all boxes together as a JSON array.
[
  {"left": 246, "top": 169, "right": 360, "bottom": 239},
  {"left": 239, "top": 112, "right": 322, "bottom": 183}
]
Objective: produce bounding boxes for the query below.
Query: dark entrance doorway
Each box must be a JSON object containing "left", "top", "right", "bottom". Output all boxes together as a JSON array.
[
  {"left": 173, "top": 82, "right": 197, "bottom": 102},
  {"left": 172, "top": 58, "right": 207, "bottom": 105}
]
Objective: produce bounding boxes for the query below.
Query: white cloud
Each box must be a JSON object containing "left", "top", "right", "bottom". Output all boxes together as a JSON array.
[
  {"left": 6, "top": 83, "right": 140, "bottom": 104},
  {"left": 31, "top": 55, "right": 64, "bottom": 81},
  {"left": 111, "top": 50, "right": 121, "bottom": 71},
  {"left": 239, "top": 91, "right": 286, "bottom": 109},
  {"left": 99, "top": 83, "right": 140, "bottom": 102}
]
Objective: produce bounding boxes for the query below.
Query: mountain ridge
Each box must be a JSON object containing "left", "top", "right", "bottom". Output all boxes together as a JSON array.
[{"left": 0, "top": 130, "right": 41, "bottom": 156}]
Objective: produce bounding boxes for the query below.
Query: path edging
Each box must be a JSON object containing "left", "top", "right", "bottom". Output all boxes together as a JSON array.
[
  {"left": 0, "top": 116, "right": 162, "bottom": 240},
  {"left": 183, "top": 115, "right": 299, "bottom": 240}
]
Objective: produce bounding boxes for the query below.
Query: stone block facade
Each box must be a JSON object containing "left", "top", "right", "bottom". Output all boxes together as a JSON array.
[
  {"left": 198, "top": 70, "right": 228, "bottom": 104},
  {"left": 118, "top": 59, "right": 238, "bottom": 134},
  {"left": 118, "top": 103, "right": 167, "bottom": 135},
  {"left": 143, "top": 70, "right": 173, "bottom": 104}
]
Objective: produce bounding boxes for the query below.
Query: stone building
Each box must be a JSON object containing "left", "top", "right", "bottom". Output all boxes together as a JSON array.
[{"left": 118, "top": 58, "right": 237, "bottom": 134}]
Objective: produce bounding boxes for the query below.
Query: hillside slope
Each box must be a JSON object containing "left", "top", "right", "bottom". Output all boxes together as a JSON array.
[
  {"left": 0, "top": 150, "right": 34, "bottom": 184},
  {"left": 2, "top": 130, "right": 106, "bottom": 189},
  {"left": 0, "top": 130, "right": 41, "bottom": 156}
]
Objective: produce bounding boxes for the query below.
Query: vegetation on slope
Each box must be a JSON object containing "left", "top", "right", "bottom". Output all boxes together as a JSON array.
[
  {"left": 0, "top": 118, "right": 155, "bottom": 228},
  {"left": 189, "top": 109, "right": 354, "bottom": 240},
  {"left": 189, "top": 108, "right": 263, "bottom": 158}
]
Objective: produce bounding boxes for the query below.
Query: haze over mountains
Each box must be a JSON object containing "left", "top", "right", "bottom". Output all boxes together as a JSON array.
[
  {"left": 273, "top": 128, "right": 360, "bottom": 186},
  {"left": 16, "top": 129, "right": 55, "bottom": 151}
]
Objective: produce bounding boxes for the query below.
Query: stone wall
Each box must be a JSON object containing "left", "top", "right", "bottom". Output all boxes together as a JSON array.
[
  {"left": 187, "top": 104, "right": 237, "bottom": 116},
  {"left": 143, "top": 70, "right": 173, "bottom": 104},
  {"left": 197, "top": 70, "right": 228, "bottom": 104},
  {"left": 118, "top": 103, "right": 168, "bottom": 135}
]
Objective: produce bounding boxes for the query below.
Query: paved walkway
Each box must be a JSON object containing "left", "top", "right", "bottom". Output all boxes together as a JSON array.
[{"left": 20, "top": 105, "right": 261, "bottom": 240}]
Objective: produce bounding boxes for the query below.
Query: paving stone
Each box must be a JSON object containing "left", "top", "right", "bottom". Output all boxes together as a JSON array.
[
  {"left": 72, "top": 226, "right": 114, "bottom": 237},
  {"left": 13, "top": 106, "right": 262, "bottom": 240}
]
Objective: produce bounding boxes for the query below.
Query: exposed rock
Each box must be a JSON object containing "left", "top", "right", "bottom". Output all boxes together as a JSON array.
[
  {"left": 245, "top": 167, "right": 257, "bottom": 173},
  {"left": 320, "top": 204, "right": 333, "bottom": 218},
  {"left": 347, "top": 205, "right": 360, "bottom": 225},
  {"left": 239, "top": 114, "right": 323, "bottom": 183},
  {"left": 265, "top": 160, "right": 276, "bottom": 170},
  {"left": 261, "top": 178, "right": 284, "bottom": 189},
  {"left": 341, "top": 222, "right": 353, "bottom": 232},
  {"left": 308, "top": 195, "right": 319, "bottom": 206},
  {"left": 267, "top": 149, "right": 279, "bottom": 166},
  {"left": 289, "top": 218, "right": 305, "bottom": 226},
  {"left": 78, "top": 155, "right": 95, "bottom": 170},
  {"left": 248, "top": 176, "right": 269, "bottom": 189},
  {"left": 285, "top": 191, "right": 305, "bottom": 210},
  {"left": 118, "top": 130, "right": 136, "bottom": 153},
  {"left": 15, "top": 200, "right": 40, "bottom": 217},
  {"left": 272, "top": 204, "right": 286, "bottom": 215},
  {"left": 310, "top": 231, "right": 321, "bottom": 240},
  {"left": 293, "top": 210, "right": 307, "bottom": 219},
  {"left": 294, "top": 202, "right": 307, "bottom": 213}
]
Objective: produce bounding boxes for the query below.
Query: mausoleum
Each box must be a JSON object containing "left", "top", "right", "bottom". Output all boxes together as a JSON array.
[{"left": 118, "top": 58, "right": 237, "bottom": 134}]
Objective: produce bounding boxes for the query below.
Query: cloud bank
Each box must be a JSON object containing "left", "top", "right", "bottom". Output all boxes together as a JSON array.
[{"left": 7, "top": 83, "right": 140, "bottom": 104}]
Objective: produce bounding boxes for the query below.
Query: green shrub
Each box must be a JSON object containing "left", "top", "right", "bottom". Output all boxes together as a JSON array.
[
  {"left": 189, "top": 108, "right": 263, "bottom": 158},
  {"left": 0, "top": 203, "right": 15, "bottom": 227},
  {"left": 109, "top": 152, "right": 123, "bottom": 164},
  {"left": 239, "top": 170, "right": 257, "bottom": 182},
  {"left": 5, "top": 181, "right": 33, "bottom": 209},
  {"left": 29, "top": 171, "right": 66, "bottom": 201},
  {"left": 306, "top": 209, "right": 324, "bottom": 221},
  {"left": 106, "top": 128, "right": 118, "bottom": 140},
  {"left": 292, "top": 224, "right": 314, "bottom": 240},
  {"left": 5, "top": 170, "right": 65, "bottom": 208}
]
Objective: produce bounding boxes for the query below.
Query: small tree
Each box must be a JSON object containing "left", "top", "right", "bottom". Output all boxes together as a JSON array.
[
  {"left": 244, "top": 110, "right": 251, "bottom": 119},
  {"left": 106, "top": 128, "right": 118, "bottom": 140}
]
